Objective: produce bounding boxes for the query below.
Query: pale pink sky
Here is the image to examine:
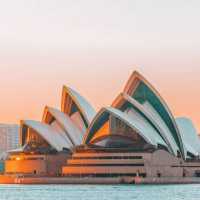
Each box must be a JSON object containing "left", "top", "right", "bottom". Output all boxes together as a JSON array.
[{"left": 0, "top": 0, "right": 200, "bottom": 131}]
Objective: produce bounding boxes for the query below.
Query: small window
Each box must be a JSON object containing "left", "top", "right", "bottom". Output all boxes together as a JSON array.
[{"left": 157, "top": 171, "right": 161, "bottom": 177}]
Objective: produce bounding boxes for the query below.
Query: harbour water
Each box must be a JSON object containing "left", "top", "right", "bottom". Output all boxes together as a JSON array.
[{"left": 0, "top": 184, "right": 199, "bottom": 200}]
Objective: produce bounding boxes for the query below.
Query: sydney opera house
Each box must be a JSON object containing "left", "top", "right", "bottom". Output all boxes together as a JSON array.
[{"left": 3, "top": 71, "right": 200, "bottom": 184}]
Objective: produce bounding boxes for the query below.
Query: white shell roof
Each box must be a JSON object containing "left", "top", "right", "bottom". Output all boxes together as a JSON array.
[
  {"left": 112, "top": 93, "right": 177, "bottom": 155},
  {"left": 44, "top": 107, "right": 84, "bottom": 146},
  {"left": 62, "top": 86, "right": 96, "bottom": 125},
  {"left": 176, "top": 117, "right": 200, "bottom": 157},
  {"left": 21, "top": 120, "right": 71, "bottom": 152},
  {"left": 123, "top": 71, "right": 185, "bottom": 159},
  {"left": 125, "top": 108, "right": 167, "bottom": 147},
  {"left": 85, "top": 107, "right": 167, "bottom": 147},
  {"left": 142, "top": 101, "right": 180, "bottom": 155}
]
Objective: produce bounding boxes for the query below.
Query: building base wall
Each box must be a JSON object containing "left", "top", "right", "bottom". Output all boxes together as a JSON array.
[
  {"left": 5, "top": 153, "right": 70, "bottom": 176},
  {"left": 62, "top": 149, "right": 200, "bottom": 179},
  {"left": 5, "top": 159, "right": 46, "bottom": 175}
]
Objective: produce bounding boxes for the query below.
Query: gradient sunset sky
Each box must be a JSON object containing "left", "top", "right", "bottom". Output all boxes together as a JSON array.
[{"left": 0, "top": 0, "right": 200, "bottom": 131}]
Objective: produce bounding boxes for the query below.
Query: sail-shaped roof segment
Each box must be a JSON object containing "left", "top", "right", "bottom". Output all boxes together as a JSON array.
[
  {"left": 123, "top": 71, "right": 185, "bottom": 158},
  {"left": 20, "top": 120, "right": 71, "bottom": 152},
  {"left": 61, "top": 86, "right": 96, "bottom": 129},
  {"left": 43, "top": 106, "right": 84, "bottom": 146},
  {"left": 84, "top": 107, "right": 167, "bottom": 148},
  {"left": 112, "top": 93, "right": 176, "bottom": 155},
  {"left": 176, "top": 117, "right": 200, "bottom": 157}
]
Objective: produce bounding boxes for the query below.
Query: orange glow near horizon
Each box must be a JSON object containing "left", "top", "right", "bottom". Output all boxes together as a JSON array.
[{"left": 0, "top": 66, "right": 199, "bottom": 132}]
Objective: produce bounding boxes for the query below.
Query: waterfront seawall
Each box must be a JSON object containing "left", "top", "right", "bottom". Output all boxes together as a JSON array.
[{"left": 1, "top": 175, "right": 200, "bottom": 184}]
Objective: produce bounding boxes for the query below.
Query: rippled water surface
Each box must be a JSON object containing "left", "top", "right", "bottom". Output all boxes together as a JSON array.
[{"left": 0, "top": 184, "right": 200, "bottom": 200}]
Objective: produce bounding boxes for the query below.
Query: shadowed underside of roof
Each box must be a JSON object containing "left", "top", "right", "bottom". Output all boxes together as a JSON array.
[{"left": 84, "top": 107, "right": 168, "bottom": 149}]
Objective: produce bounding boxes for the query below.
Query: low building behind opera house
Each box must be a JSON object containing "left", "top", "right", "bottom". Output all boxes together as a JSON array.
[{"left": 3, "top": 71, "right": 200, "bottom": 184}]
